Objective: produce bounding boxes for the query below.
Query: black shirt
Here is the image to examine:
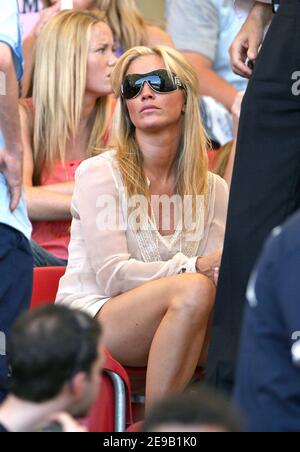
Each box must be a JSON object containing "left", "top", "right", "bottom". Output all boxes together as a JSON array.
[{"left": 234, "top": 211, "right": 300, "bottom": 432}]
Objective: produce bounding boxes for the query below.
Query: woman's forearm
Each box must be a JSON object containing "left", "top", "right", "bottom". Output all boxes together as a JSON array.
[
  {"left": 41, "top": 181, "right": 75, "bottom": 195},
  {"left": 25, "top": 186, "right": 72, "bottom": 221}
]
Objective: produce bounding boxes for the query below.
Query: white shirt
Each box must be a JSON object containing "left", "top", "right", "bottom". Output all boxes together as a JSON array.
[
  {"left": 56, "top": 151, "right": 228, "bottom": 317},
  {"left": 18, "top": 0, "right": 43, "bottom": 39}
]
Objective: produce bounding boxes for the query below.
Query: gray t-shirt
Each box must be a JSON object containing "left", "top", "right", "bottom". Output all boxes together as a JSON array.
[{"left": 167, "top": 0, "right": 247, "bottom": 92}]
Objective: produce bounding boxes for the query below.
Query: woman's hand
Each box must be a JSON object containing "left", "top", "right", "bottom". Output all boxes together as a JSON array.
[{"left": 196, "top": 248, "right": 223, "bottom": 285}]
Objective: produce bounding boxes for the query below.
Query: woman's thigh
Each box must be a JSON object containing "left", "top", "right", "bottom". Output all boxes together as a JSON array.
[{"left": 97, "top": 273, "right": 207, "bottom": 366}]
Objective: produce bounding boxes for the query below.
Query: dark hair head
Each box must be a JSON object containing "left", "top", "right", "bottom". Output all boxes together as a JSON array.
[
  {"left": 8, "top": 305, "right": 102, "bottom": 403},
  {"left": 143, "top": 387, "right": 242, "bottom": 433}
]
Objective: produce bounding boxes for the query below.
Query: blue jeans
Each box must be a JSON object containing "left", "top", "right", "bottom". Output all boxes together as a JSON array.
[
  {"left": 0, "top": 224, "right": 33, "bottom": 402},
  {"left": 31, "top": 241, "right": 67, "bottom": 268}
]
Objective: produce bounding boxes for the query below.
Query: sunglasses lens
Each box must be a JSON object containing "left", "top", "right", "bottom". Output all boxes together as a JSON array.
[
  {"left": 154, "top": 73, "right": 176, "bottom": 92},
  {"left": 122, "top": 70, "right": 179, "bottom": 99},
  {"left": 146, "top": 74, "right": 163, "bottom": 92},
  {"left": 122, "top": 76, "right": 141, "bottom": 99}
]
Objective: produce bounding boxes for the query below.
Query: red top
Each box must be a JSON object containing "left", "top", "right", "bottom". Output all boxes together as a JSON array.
[
  {"left": 32, "top": 160, "right": 82, "bottom": 260},
  {"left": 26, "top": 96, "right": 113, "bottom": 261}
]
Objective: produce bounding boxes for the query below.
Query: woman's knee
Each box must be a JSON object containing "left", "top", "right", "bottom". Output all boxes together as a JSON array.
[{"left": 169, "top": 274, "right": 216, "bottom": 319}]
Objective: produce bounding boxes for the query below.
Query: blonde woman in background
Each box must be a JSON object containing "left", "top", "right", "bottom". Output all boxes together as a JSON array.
[
  {"left": 22, "top": 0, "right": 173, "bottom": 96},
  {"left": 20, "top": 10, "right": 117, "bottom": 267},
  {"left": 95, "top": 0, "right": 173, "bottom": 54},
  {"left": 56, "top": 46, "right": 228, "bottom": 409}
]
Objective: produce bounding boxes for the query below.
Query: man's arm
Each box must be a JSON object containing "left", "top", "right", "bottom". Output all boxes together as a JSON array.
[
  {"left": 183, "top": 52, "right": 239, "bottom": 111},
  {"left": 168, "top": 0, "right": 238, "bottom": 111},
  {"left": 230, "top": 1, "right": 273, "bottom": 78},
  {"left": 0, "top": 42, "right": 23, "bottom": 211},
  {"left": 235, "top": 0, "right": 272, "bottom": 16}
]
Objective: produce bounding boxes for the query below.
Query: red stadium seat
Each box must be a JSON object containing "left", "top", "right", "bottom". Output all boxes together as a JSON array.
[
  {"left": 30, "top": 266, "right": 66, "bottom": 309},
  {"left": 126, "top": 366, "right": 205, "bottom": 423},
  {"left": 30, "top": 267, "right": 132, "bottom": 432},
  {"left": 30, "top": 267, "right": 204, "bottom": 428},
  {"left": 86, "top": 348, "right": 132, "bottom": 432}
]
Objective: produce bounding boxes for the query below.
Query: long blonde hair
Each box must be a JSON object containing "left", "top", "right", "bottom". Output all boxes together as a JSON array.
[
  {"left": 94, "top": 0, "right": 148, "bottom": 51},
  {"left": 42, "top": 0, "right": 148, "bottom": 50},
  {"left": 111, "top": 46, "right": 209, "bottom": 209},
  {"left": 32, "top": 10, "right": 111, "bottom": 185},
  {"left": 213, "top": 141, "right": 234, "bottom": 179}
]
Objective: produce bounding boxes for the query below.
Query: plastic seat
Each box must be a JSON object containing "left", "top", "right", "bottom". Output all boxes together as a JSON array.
[
  {"left": 30, "top": 266, "right": 131, "bottom": 432},
  {"left": 126, "top": 366, "right": 205, "bottom": 423},
  {"left": 86, "top": 348, "right": 132, "bottom": 432},
  {"left": 126, "top": 366, "right": 205, "bottom": 392},
  {"left": 30, "top": 266, "right": 66, "bottom": 309},
  {"left": 30, "top": 267, "right": 204, "bottom": 428}
]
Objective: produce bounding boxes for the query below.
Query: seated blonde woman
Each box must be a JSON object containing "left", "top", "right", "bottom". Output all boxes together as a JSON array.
[
  {"left": 56, "top": 46, "right": 229, "bottom": 408},
  {"left": 20, "top": 10, "right": 116, "bottom": 266},
  {"left": 22, "top": 0, "right": 173, "bottom": 97}
]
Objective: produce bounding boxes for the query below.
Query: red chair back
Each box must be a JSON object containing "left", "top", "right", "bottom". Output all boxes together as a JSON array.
[
  {"left": 30, "top": 267, "right": 132, "bottom": 432},
  {"left": 86, "top": 348, "right": 132, "bottom": 432},
  {"left": 30, "top": 267, "right": 66, "bottom": 310}
]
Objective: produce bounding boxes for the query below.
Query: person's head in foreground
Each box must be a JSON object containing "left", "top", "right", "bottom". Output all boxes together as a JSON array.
[
  {"left": 143, "top": 387, "right": 243, "bottom": 433},
  {"left": 0, "top": 305, "right": 103, "bottom": 432}
]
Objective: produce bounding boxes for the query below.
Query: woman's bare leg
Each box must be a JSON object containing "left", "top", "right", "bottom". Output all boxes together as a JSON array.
[{"left": 97, "top": 273, "right": 215, "bottom": 409}]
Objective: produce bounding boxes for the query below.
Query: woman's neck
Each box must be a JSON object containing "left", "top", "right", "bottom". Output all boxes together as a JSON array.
[
  {"left": 81, "top": 93, "right": 97, "bottom": 125},
  {"left": 136, "top": 125, "right": 182, "bottom": 185}
]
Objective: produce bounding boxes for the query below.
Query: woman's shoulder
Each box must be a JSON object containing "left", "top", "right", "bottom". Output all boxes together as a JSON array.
[
  {"left": 208, "top": 171, "right": 229, "bottom": 196},
  {"left": 75, "top": 150, "right": 119, "bottom": 179}
]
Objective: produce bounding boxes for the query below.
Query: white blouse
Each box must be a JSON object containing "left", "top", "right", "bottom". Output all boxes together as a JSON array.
[{"left": 56, "top": 151, "right": 229, "bottom": 317}]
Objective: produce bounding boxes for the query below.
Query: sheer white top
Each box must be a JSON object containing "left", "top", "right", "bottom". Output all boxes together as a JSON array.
[{"left": 56, "top": 151, "right": 229, "bottom": 317}]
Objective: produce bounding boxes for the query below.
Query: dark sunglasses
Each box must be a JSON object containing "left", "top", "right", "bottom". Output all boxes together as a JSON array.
[{"left": 121, "top": 69, "right": 184, "bottom": 100}]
